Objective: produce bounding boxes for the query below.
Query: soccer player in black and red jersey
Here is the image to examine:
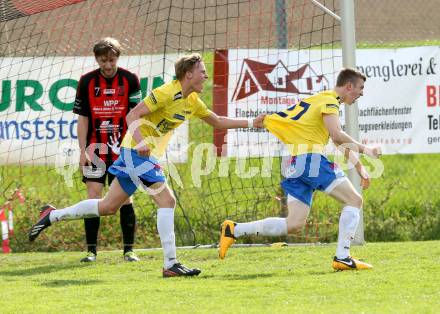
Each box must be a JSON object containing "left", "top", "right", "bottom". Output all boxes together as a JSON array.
[{"left": 73, "top": 37, "right": 141, "bottom": 262}]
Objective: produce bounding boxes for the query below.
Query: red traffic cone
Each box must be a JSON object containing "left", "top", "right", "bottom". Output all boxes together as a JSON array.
[{"left": 2, "top": 239, "right": 11, "bottom": 254}]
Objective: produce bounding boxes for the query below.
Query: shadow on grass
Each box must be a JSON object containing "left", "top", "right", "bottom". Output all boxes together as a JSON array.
[
  {"left": 41, "top": 279, "right": 102, "bottom": 287},
  {"left": 292, "top": 269, "right": 371, "bottom": 277},
  {"left": 0, "top": 263, "right": 89, "bottom": 277},
  {"left": 210, "top": 273, "right": 275, "bottom": 280},
  {"left": 304, "top": 270, "right": 334, "bottom": 276}
]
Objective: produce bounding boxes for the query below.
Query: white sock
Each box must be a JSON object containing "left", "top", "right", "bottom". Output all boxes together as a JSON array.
[
  {"left": 157, "top": 208, "right": 177, "bottom": 269},
  {"left": 336, "top": 206, "right": 360, "bottom": 259},
  {"left": 235, "top": 218, "right": 287, "bottom": 237},
  {"left": 49, "top": 199, "right": 99, "bottom": 223}
]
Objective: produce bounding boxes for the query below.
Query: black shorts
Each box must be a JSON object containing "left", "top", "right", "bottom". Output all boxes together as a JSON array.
[{"left": 82, "top": 162, "right": 115, "bottom": 186}]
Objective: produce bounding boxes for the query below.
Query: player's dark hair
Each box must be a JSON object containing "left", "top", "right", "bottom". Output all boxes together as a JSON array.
[
  {"left": 93, "top": 37, "right": 121, "bottom": 57},
  {"left": 175, "top": 53, "right": 202, "bottom": 80},
  {"left": 336, "top": 68, "right": 366, "bottom": 87}
]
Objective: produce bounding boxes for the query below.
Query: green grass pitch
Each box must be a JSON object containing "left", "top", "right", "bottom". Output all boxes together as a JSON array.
[{"left": 1, "top": 241, "right": 439, "bottom": 313}]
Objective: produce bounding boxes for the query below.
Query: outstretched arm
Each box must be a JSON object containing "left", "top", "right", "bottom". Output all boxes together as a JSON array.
[
  {"left": 201, "top": 111, "right": 266, "bottom": 129},
  {"left": 323, "top": 114, "right": 381, "bottom": 157},
  {"left": 126, "top": 101, "right": 152, "bottom": 156},
  {"left": 323, "top": 113, "right": 381, "bottom": 189},
  {"left": 77, "top": 115, "right": 89, "bottom": 172},
  {"left": 342, "top": 146, "right": 371, "bottom": 189}
]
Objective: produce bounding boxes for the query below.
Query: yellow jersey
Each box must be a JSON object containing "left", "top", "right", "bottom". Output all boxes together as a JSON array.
[
  {"left": 263, "top": 90, "right": 340, "bottom": 155},
  {"left": 121, "top": 80, "right": 211, "bottom": 158}
]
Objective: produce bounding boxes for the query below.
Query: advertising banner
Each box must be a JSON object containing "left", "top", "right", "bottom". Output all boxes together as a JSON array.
[
  {"left": 214, "top": 47, "right": 440, "bottom": 157},
  {"left": 0, "top": 55, "right": 188, "bottom": 165}
]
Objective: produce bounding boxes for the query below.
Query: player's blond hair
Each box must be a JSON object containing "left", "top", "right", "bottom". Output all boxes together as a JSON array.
[
  {"left": 336, "top": 68, "right": 366, "bottom": 87},
  {"left": 93, "top": 37, "right": 121, "bottom": 57},
  {"left": 175, "top": 53, "right": 202, "bottom": 80}
]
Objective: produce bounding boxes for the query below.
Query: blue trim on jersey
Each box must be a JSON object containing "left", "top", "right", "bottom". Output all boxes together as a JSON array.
[
  {"left": 108, "top": 148, "right": 166, "bottom": 196},
  {"left": 281, "top": 153, "right": 345, "bottom": 206},
  {"left": 173, "top": 113, "right": 185, "bottom": 120}
]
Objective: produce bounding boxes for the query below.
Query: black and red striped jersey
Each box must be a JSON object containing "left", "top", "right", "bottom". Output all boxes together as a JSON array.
[{"left": 73, "top": 67, "right": 141, "bottom": 164}]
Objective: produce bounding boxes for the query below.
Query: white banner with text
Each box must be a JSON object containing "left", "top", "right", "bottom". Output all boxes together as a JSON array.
[
  {"left": 0, "top": 55, "right": 188, "bottom": 165},
  {"left": 215, "top": 47, "right": 440, "bottom": 157}
]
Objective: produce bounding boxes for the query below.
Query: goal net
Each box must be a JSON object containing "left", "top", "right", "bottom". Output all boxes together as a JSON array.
[{"left": 0, "top": 0, "right": 342, "bottom": 251}]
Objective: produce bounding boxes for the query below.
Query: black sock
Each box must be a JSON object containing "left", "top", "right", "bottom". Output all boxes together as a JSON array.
[
  {"left": 84, "top": 217, "right": 100, "bottom": 255},
  {"left": 120, "top": 203, "right": 136, "bottom": 254}
]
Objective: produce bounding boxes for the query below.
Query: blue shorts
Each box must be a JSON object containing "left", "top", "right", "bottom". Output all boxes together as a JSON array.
[
  {"left": 281, "top": 153, "right": 346, "bottom": 207},
  {"left": 108, "top": 148, "right": 166, "bottom": 196}
]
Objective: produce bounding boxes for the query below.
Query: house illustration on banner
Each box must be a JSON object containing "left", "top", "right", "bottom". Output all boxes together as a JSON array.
[{"left": 231, "top": 59, "right": 329, "bottom": 101}]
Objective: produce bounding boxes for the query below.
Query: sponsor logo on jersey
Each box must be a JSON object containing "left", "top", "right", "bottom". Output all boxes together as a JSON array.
[
  {"left": 326, "top": 104, "right": 339, "bottom": 109},
  {"left": 149, "top": 92, "right": 157, "bottom": 104},
  {"left": 182, "top": 110, "right": 192, "bottom": 114},
  {"left": 98, "top": 120, "right": 119, "bottom": 132},
  {"left": 173, "top": 91, "right": 182, "bottom": 101},
  {"left": 157, "top": 118, "right": 175, "bottom": 133},
  {"left": 104, "top": 99, "right": 119, "bottom": 106},
  {"left": 103, "top": 88, "right": 115, "bottom": 95}
]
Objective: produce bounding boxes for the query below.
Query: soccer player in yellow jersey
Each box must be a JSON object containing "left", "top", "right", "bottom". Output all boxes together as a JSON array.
[
  {"left": 29, "top": 53, "right": 266, "bottom": 277},
  {"left": 219, "top": 68, "right": 381, "bottom": 271}
]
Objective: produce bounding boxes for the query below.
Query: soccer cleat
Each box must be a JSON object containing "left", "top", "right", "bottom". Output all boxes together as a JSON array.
[
  {"left": 162, "top": 263, "right": 201, "bottom": 278},
  {"left": 80, "top": 252, "right": 97, "bottom": 263},
  {"left": 218, "top": 220, "right": 236, "bottom": 259},
  {"left": 332, "top": 256, "right": 373, "bottom": 271},
  {"left": 123, "top": 251, "right": 140, "bottom": 262},
  {"left": 28, "top": 204, "right": 56, "bottom": 242}
]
